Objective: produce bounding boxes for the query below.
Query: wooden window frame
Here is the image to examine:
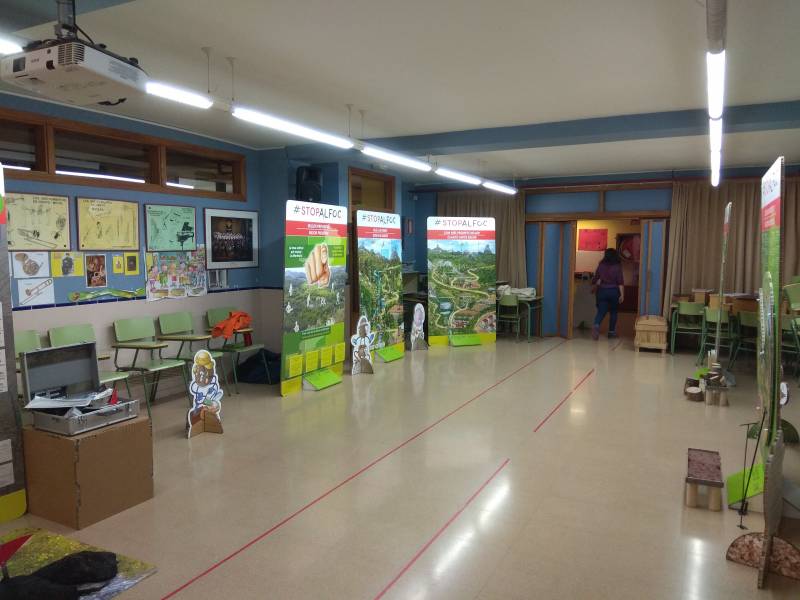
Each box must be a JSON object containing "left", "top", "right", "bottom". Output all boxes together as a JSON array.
[{"left": 0, "top": 106, "right": 246, "bottom": 201}]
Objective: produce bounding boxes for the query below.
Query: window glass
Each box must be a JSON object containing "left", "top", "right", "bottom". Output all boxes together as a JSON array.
[
  {"left": 166, "top": 149, "right": 234, "bottom": 193},
  {"left": 53, "top": 129, "right": 151, "bottom": 182},
  {"left": 0, "top": 119, "right": 37, "bottom": 171}
]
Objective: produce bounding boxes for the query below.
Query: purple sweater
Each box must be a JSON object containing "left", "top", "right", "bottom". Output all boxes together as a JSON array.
[{"left": 592, "top": 262, "right": 624, "bottom": 288}]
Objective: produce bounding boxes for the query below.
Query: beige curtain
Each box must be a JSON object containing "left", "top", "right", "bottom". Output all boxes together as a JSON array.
[
  {"left": 437, "top": 190, "right": 527, "bottom": 287},
  {"left": 663, "top": 178, "right": 799, "bottom": 316}
]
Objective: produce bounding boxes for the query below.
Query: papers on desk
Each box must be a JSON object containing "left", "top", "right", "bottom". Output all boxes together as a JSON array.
[
  {"left": 497, "top": 285, "right": 537, "bottom": 300},
  {"left": 25, "top": 387, "right": 113, "bottom": 410}
]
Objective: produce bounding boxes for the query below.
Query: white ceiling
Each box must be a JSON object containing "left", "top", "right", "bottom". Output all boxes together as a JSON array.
[{"left": 5, "top": 0, "right": 800, "bottom": 178}]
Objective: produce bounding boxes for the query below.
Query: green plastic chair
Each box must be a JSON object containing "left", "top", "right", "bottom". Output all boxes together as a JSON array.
[
  {"left": 781, "top": 316, "right": 800, "bottom": 379},
  {"left": 157, "top": 311, "right": 229, "bottom": 391},
  {"left": 14, "top": 330, "right": 42, "bottom": 357},
  {"left": 784, "top": 283, "right": 800, "bottom": 312},
  {"left": 113, "top": 317, "right": 187, "bottom": 417},
  {"left": 48, "top": 324, "right": 131, "bottom": 397},
  {"left": 497, "top": 294, "right": 522, "bottom": 341},
  {"left": 729, "top": 311, "right": 759, "bottom": 369},
  {"left": 206, "top": 306, "right": 269, "bottom": 393},
  {"left": 670, "top": 301, "right": 704, "bottom": 354},
  {"left": 697, "top": 307, "right": 737, "bottom": 365}
]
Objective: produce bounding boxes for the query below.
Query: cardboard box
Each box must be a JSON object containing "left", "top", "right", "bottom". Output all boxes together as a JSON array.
[
  {"left": 23, "top": 416, "right": 153, "bottom": 529},
  {"left": 692, "top": 289, "right": 713, "bottom": 304}
]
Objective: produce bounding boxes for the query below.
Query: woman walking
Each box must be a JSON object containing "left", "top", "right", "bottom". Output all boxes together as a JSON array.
[{"left": 592, "top": 248, "right": 624, "bottom": 339}]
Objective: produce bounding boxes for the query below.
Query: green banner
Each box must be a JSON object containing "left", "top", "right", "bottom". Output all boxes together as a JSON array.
[
  {"left": 280, "top": 201, "right": 347, "bottom": 396},
  {"left": 356, "top": 210, "right": 404, "bottom": 361},
  {"left": 427, "top": 217, "right": 496, "bottom": 346}
]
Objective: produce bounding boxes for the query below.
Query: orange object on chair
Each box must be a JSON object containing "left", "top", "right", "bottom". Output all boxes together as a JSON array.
[{"left": 212, "top": 311, "right": 252, "bottom": 339}]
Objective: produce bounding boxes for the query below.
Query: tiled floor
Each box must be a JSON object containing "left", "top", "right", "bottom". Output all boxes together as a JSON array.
[{"left": 4, "top": 337, "right": 800, "bottom": 599}]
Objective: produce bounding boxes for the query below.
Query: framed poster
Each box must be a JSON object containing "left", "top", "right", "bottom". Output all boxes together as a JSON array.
[
  {"left": 205, "top": 208, "right": 258, "bottom": 269},
  {"left": 77, "top": 198, "right": 139, "bottom": 251},
  {"left": 145, "top": 204, "right": 196, "bottom": 251},
  {"left": 7, "top": 193, "right": 70, "bottom": 250}
]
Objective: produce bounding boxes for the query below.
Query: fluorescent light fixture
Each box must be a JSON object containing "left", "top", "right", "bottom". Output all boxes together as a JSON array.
[
  {"left": 710, "top": 150, "right": 721, "bottom": 187},
  {"left": 361, "top": 145, "right": 431, "bottom": 172},
  {"left": 55, "top": 170, "right": 145, "bottom": 183},
  {"left": 709, "top": 118, "right": 722, "bottom": 152},
  {"left": 706, "top": 50, "right": 725, "bottom": 119},
  {"left": 435, "top": 167, "right": 482, "bottom": 186},
  {"left": 482, "top": 180, "right": 517, "bottom": 195},
  {"left": 145, "top": 81, "right": 213, "bottom": 109},
  {"left": 0, "top": 37, "right": 23, "bottom": 55},
  {"left": 166, "top": 181, "right": 195, "bottom": 189},
  {"left": 232, "top": 106, "right": 354, "bottom": 149},
  {"left": 2, "top": 164, "right": 31, "bottom": 171}
]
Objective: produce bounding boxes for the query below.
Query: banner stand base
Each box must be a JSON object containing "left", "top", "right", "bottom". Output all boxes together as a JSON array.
[
  {"left": 303, "top": 368, "right": 342, "bottom": 391},
  {"left": 450, "top": 334, "right": 482, "bottom": 347},
  {"left": 377, "top": 344, "right": 404, "bottom": 363},
  {"left": 727, "top": 532, "right": 800, "bottom": 586}
]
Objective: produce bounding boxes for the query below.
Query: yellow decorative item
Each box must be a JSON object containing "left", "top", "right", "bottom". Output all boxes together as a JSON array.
[
  {"left": 112, "top": 254, "right": 124, "bottom": 274},
  {"left": 77, "top": 198, "right": 139, "bottom": 251}
]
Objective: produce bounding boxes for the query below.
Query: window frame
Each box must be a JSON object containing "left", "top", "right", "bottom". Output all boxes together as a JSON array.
[{"left": 0, "top": 106, "right": 246, "bottom": 201}]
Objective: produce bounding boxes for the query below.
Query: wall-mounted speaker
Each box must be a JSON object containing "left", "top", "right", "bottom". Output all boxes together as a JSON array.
[{"left": 296, "top": 166, "right": 323, "bottom": 203}]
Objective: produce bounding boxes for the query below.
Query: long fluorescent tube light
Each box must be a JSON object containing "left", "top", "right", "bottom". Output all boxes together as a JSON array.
[
  {"left": 435, "top": 167, "right": 482, "bottom": 186},
  {"left": 232, "top": 106, "right": 354, "bottom": 149},
  {"left": 709, "top": 118, "right": 722, "bottom": 152},
  {"left": 482, "top": 180, "right": 517, "bottom": 195},
  {"left": 361, "top": 145, "right": 431, "bottom": 172},
  {"left": 55, "top": 170, "right": 145, "bottom": 183},
  {"left": 0, "top": 38, "right": 23, "bottom": 55},
  {"left": 710, "top": 150, "right": 721, "bottom": 187},
  {"left": 145, "top": 81, "right": 213, "bottom": 109},
  {"left": 2, "top": 164, "right": 31, "bottom": 171},
  {"left": 706, "top": 50, "right": 725, "bottom": 119},
  {"left": 166, "top": 181, "right": 194, "bottom": 189}
]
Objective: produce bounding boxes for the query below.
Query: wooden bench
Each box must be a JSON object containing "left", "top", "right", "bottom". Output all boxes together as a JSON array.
[{"left": 685, "top": 448, "right": 724, "bottom": 511}]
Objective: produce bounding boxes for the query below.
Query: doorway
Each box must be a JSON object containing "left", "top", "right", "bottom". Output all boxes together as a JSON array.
[{"left": 573, "top": 219, "right": 642, "bottom": 338}]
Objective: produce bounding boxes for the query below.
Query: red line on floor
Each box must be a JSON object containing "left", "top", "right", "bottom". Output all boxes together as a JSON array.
[
  {"left": 161, "top": 341, "right": 566, "bottom": 599},
  {"left": 373, "top": 458, "right": 511, "bottom": 600},
  {"left": 533, "top": 368, "right": 595, "bottom": 432}
]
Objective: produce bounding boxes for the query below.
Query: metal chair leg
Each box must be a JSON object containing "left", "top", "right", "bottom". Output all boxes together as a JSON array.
[
  {"left": 141, "top": 372, "right": 152, "bottom": 420},
  {"left": 231, "top": 353, "right": 240, "bottom": 394},
  {"left": 260, "top": 351, "right": 271, "bottom": 385}
]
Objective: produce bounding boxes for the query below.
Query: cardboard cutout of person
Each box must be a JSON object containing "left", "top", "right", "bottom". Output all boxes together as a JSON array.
[
  {"left": 351, "top": 316, "right": 375, "bottom": 375},
  {"left": 410, "top": 302, "right": 428, "bottom": 351},
  {"left": 187, "top": 349, "right": 224, "bottom": 438}
]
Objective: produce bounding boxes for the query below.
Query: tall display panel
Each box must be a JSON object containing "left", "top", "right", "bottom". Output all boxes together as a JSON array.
[
  {"left": 426, "top": 217, "right": 496, "bottom": 346},
  {"left": 280, "top": 201, "right": 347, "bottom": 395},
  {"left": 0, "top": 166, "right": 26, "bottom": 521},
  {"left": 356, "top": 210, "right": 404, "bottom": 363}
]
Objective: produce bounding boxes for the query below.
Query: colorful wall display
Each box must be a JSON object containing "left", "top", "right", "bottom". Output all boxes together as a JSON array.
[
  {"left": 204, "top": 208, "right": 258, "bottom": 269},
  {"left": 145, "top": 247, "right": 207, "bottom": 301},
  {"left": 77, "top": 198, "right": 139, "bottom": 251},
  {"left": 356, "top": 210, "right": 404, "bottom": 362},
  {"left": 280, "top": 200, "right": 347, "bottom": 396},
  {"left": 17, "top": 278, "right": 54, "bottom": 307},
  {"left": 577, "top": 228, "right": 607, "bottom": 251},
  {"left": 427, "top": 216, "right": 497, "bottom": 346},
  {"left": 145, "top": 204, "right": 196, "bottom": 251},
  {"left": 85, "top": 254, "right": 107, "bottom": 288},
  {"left": 10, "top": 252, "right": 49, "bottom": 279},
  {"left": 124, "top": 252, "right": 140, "bottom": 276},
  {"left": 6, "top": 193, "right": 70, "bottom": 250}
]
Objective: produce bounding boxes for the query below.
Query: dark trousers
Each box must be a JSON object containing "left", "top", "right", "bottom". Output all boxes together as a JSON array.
[{"left": 594, "top": 287, "right": 620, "bottom": 332}]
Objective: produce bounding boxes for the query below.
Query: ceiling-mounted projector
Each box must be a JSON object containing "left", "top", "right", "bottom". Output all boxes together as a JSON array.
[{"left": 0, "top": 40, "right": 147, "bottom": 106}]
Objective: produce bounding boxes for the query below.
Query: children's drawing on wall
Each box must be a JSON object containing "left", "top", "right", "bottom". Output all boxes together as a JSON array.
[
  {"left": 124, "top": 252, "right": 140, "bottom": 276},
  {"left": 50, "top": 251, "right": 84, "bottom": 277},
  {"left": 409, "top": 302, "right": 428, "bottom": 351},
  {"left": 17, "top": 278, "right": 54, "bottom": 307},
  {"left": 145, "top": 247, "right": 207, "bottom": 301},
  {"left": 85, "top": 254, "right": 107, "bottom": 288},
  {"left": 77, "top": 198, "right": 139, "bottom": 251},
  {"left": 6, "top": 193, "right": 70, "bottom": 250},
  {"left": 11, "top": 252, "right": 49, "bottom": 278},
  {"left": 351, "top": 316, "right": 375, "bottom": 375},
  {"left": 187, "top": 350, "right": 223, "bottom": 438},
  {"left": 145, "top": 204, "right": 196, "bottom": 251},
  {"left": 112, "top": 254, "right": 124, "bottom": 274}
]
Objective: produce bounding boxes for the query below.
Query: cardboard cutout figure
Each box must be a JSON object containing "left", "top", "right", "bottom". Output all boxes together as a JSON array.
[
  {"left": 410, "top": 303, "right": 428, "bottom": 351},
  {"left": 187, "top": 350, "right": 224, "bottom": 438},
  {"left": 351, "top": 316, "right": 375, "bottom": 375}
]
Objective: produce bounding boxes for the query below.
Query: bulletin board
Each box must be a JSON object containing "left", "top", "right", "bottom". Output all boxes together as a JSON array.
[
  {"left": 578, "top": 228, "right": 607, "bottom": 251},
  {"left": 77, "top": 198, "right": 139, "bottom": 251}
]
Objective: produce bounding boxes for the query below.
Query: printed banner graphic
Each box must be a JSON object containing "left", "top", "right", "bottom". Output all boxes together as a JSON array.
[
  {"left": 427, "top": 216, "right": 497, "bottom": 345},
  {"left": 356, "top": 210, "right": 404, "bottom": 361},
  {"left": 281, "top": 200, "right": 347, "bottom": 395}
]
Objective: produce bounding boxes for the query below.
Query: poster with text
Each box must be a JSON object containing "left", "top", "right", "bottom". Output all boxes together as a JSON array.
[
  {"left": 356, "top": 210, "right": 404, "bottom": 361},
  {"left": 281, "top": 201, "right": 347, "bottom": 395},
  {"left": 427, "top": 216, "right": 496, "bottom": 346}
]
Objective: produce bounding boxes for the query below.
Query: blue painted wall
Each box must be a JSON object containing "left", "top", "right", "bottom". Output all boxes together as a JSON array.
[
  {"left": 541, "top": 223, "right": 561, "bottom": 336},
  {"left": 605, "top": 188, "right": 672, "bottom": 212},
  {"left": 525, "top": 223, "right": 540, "bottom": 290},
  {"left": 526, "top": 191, "right": 600, "bottom": 214}
]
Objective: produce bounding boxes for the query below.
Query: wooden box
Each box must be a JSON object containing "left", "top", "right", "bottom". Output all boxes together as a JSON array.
[
  {"left": 708, "top": 294, "right": 733, "bottom": 312},
  {"left": 634, "top": 315, "right": 668, "bottom": 354},
  {"left": 732, "top": 296, "right": 758, "bottom": 315},
  {"left": 692, "top": 289, "right": 713, "bottom": 305}
]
